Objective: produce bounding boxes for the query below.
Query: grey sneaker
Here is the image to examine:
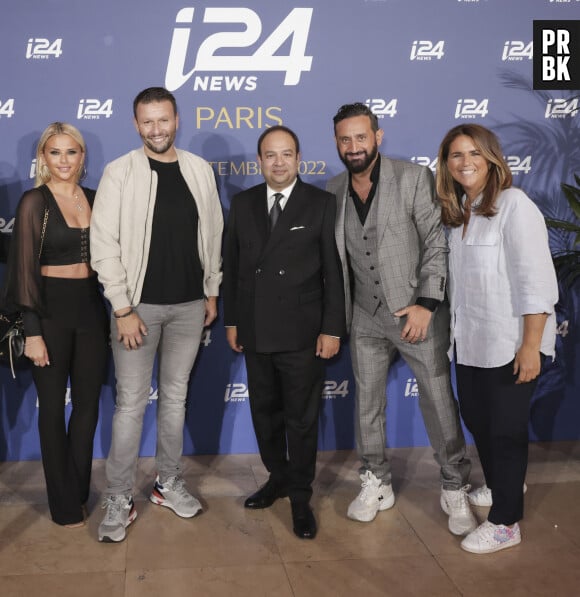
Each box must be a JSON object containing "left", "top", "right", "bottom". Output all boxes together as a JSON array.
[
  {"left": 347, "top": 470, "right": 395, "bottom": 522},
  {"left": 440, "top": 485, "right": 478, "bottom": 536},
  {"left": 98, "top": 494, "right": 137, "bottom": 543},
  {"left": 150, "top": 475, "right": 202, "bottom": 518}
]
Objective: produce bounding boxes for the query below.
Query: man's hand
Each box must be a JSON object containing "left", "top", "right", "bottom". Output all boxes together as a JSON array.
[
  {"left": 204, "top": 296, "right": 218, "bottom": 327},
  {"left": 316, "top": 334, "right": 340, "bottom": 359},
  {"left": 226, "top": 326, "right": 243, "bottom": 353},
  {"left": 115, "top": 309, "right": 148, "bottom": 350},
  {"left": 394, "top": 305, "right": 432, "bottom": 343}
]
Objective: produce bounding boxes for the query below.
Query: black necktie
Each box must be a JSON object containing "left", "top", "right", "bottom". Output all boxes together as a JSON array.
[{"left": 269, "top": 193, "right": 283, "bottom": 231}]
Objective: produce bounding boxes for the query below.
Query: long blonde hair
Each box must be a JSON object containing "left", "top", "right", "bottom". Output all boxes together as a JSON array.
[
  {"left": 436, "top": 124, "right": 512, "bottom": 227},
  {"left": 35, "top": 122, "right": 86, "bottom": 187}
]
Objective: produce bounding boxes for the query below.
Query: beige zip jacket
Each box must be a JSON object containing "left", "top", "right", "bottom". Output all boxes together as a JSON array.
[{"left": 90, "top": 147, "right": 223, "bottom": 312}]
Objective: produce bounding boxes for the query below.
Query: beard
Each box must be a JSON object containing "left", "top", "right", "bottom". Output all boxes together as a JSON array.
[
  {"left": 339, "top": 142, "right": 379, "bottom": 174},
  {"left": 140, "top": 130, "right": 176, "bottom": 156}
]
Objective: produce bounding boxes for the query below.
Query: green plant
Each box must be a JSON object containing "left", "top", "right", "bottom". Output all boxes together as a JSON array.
[{"left": 545, "top": 173, "right": 580, "bottom": 287}]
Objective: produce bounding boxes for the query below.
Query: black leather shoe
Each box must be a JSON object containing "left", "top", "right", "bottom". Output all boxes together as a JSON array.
[
  {"left": 291, "top": 502, "right": 317, "bottom": 539},
  {"left": 244, "top": 480, "right": 287, "bottom": 509}
]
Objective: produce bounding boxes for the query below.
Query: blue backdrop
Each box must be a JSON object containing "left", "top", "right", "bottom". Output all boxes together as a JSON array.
[{"left": 1, "top": 0, "right": 579, "bottom": 461}]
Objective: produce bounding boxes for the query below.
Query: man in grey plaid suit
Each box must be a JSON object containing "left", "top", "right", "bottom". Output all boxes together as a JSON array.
[{"left": 327, "top": 103, "right": 475, "bottom": 535}]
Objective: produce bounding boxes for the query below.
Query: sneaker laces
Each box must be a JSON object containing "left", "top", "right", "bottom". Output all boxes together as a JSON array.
[
  {"left": 163, "top": 476, "right": 190, "bottom": 499},
  {"left": 358, "top": 472, "right": 381, "bottom": 503},
  {"left": 101, "top": 495, "right": 130, "bottom": 522},
  {"left": 446, "top": 485, "right": 472, "bottom": 514}
]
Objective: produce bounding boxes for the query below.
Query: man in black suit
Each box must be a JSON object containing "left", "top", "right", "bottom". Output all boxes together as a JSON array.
[{"left": 223, "top": 125, "right": 345, "bottom": 539}]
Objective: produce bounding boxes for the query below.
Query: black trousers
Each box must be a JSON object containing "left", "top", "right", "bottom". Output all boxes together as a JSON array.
[
  {"left": 32, "top": 276, "right": 108, "bottom": 525},
  {"left": 455, "top": 355, "right": 544, "bottom": 526},
  {"left": 244, "top": 346, "right": 324, "bottom": 504}
]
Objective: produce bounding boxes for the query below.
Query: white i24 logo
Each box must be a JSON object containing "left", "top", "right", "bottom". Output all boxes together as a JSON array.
[
  {"left": 0, "top": 99, "right": 15, "bottom": 118},
  {"left": 165, "top": 7, "right": 313, "bottom": 90},
  {"left": 410, "top": 41, "right": 445, "bottom": 60},
  {"left": 365, "top": 99, "right": 398, "bottom": 119},
  {"left": 77, "top": 99, "right": 113, "bottom": 119},
  {"left": 545, "top": 99, "right": 579, "bottom": 118},
  {"left": 26, "top": 38, "right": 63, "bottom": 59},
  {"left": 455, "top": 99, "right": 489, "bottom": 119}
]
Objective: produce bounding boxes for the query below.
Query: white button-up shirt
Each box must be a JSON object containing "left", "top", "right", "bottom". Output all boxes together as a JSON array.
[
  {"left": 266, "top": 180, "right": 297, "bottom": 212},
  {"left": 447, "top": 187, "right": 558, "bottom": 368}
]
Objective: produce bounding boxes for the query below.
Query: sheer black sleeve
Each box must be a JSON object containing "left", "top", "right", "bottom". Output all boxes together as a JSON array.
[{"left": 0, "top": 187, "right": 48, "bottom": 334}]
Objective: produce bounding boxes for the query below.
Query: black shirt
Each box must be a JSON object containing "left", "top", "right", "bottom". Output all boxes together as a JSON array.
[
  {"left": 348, "top": 157, "right": 380, "bottom": 226},
  {"left": 140, "top": 158, "right": 204, "bottom": 304}
]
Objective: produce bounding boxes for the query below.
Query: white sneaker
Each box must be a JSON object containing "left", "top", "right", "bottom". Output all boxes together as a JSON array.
[
  {"left": 440, "top": 486, "right": 478, "bottom": 536},
  {"left": 150, "top": 475, "right": 202, "bottom": 518},
  {"left": 98, "top": 494, "right": 137, "bottom": 543},
  {"left": 468, "top": 483, "right": 528, "bottom": 507},
  {"left": 461, "top": 520, "right": 521, "bottom": 554},
  {"left": 347, "top": 471, "right": 395, "bottom": 522},
  {"left": 467, "top": 485, "right": 493, "bottom": 507}
]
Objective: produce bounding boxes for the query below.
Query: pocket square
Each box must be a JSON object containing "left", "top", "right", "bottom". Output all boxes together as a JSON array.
[{"left": 290, "top": 226, "right": 305, "bottom": 231}]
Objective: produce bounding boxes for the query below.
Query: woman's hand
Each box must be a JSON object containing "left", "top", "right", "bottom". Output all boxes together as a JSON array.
[{"left": 24, "top": 335, "right": 50, "bottom": 367}]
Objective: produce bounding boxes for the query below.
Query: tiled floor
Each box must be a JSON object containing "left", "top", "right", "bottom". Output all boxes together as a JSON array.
[{"left": 1, "top": 442, "right": 579, "bottom": 596}]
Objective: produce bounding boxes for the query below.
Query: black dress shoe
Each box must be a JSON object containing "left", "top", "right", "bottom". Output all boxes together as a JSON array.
[
  {"left": 244, "top": 480, "right": 287, "bottom": 509},
  {"left": 291, "top": 502, "right": 317, "bottom": 539}
]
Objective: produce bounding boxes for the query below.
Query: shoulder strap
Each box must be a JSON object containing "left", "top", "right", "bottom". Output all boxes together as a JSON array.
[{"left": 37, "top": 186, "right": 50, "bottom": 259}]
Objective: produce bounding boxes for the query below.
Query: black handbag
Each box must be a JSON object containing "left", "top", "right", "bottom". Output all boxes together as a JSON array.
[
  {"left": 0, "top": 196, "right": 49, "bottom": 378},
  {"left": 0, "top": 312, "right": 25, "bottom": 377}
]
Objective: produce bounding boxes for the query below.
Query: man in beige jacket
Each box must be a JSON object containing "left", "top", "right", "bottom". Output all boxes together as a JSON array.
[{"left": 91, "top": 87, "right": 223, "bottom": 543}]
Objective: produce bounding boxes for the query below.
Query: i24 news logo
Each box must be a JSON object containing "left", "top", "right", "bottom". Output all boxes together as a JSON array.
[
  {"left": 77, "top": 99, "right": 113, "bottom": 119},
  {"left": 165, "top": 7, "right": 313, "bottom": 91},
  {"left": 224, "top": 383, "right": 249, "bottom": 402},
  {"left": 0, "top": 216, "right": 15, "bottom": 233},
  {"left": 26, "top": 38, "right": 62, "bottom": 59},
  {"left": 455, "top": 99, "right": 489, "bottom": 119},
  {"left": 502, "top": 41, "right": 533, "bottom": 61},
  {"left": 365, "top": 99, "right": 398, "bottom": 119},
  {"left": 545, "top": 99, "right": 579, "bottom": 118},
  {"left": 0, "top": 99, "right": 15, "bottom": 118},
  {"left": 404, "top": 378, "right": 419, "bottom": 398},
  {"left": 411, "top": 156, "right": 438, "bottom": 172},
  {"left": 410, "top": 41, "right": 444, "bottom": 61},
  {"left": 322, "top": 380, "right": 349, "bottom": 399},
  {"left": 505, "top": 155, "right": 532, "bottom": 175}
]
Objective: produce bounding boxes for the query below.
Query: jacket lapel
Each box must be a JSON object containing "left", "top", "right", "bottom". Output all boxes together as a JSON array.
[{"left": 376, "top": 155, "right": 396, "bottom": 245}]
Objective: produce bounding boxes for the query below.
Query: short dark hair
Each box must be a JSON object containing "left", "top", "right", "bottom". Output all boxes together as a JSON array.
[
  {"left": 257, "top": 125, "right": 300, "bottom": 156},
  {"left": 133, "top": 87, "right": 177, "bottom": 117},
  {"left": 332, "top": 102, "right": 379, "bottom": 133}
]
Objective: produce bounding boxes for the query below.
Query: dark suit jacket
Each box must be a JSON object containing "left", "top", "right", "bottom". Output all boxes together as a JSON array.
[{"left": 223, "top": 178, "right": 345, "bottom": 353}]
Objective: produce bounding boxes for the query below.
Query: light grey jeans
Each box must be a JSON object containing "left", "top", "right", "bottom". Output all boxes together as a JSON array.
[{"left": 105, "top": 300, "right": 205, "bottom": 495}]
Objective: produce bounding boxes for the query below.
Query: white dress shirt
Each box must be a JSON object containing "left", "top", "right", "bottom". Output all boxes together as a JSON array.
[
  {"left": 447, "top": 187, "right": 558, "bottom": 368},
  {"left": 266, "top": 180, "right": 297, "bottom": 213}
]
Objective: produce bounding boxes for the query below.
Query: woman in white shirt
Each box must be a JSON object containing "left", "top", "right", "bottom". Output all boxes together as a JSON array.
[{"left": 436, "top": 124, "right": 558, "bottom": 555}]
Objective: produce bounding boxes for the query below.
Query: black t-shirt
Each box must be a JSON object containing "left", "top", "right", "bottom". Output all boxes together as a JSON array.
[{"left": 140, "top": 158, "right": 204, "bottom": 304}]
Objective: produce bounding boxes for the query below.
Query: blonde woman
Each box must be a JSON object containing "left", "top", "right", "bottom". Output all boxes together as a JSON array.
[
  {"left": 2, "top": 122, "right": 108, "bottom": 527},
  {"left": 436, "top": 124, "right": 558, "bottom": 554}
]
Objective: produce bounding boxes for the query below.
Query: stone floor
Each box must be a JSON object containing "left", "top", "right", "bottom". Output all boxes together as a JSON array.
[{"left": 1, "top": 441, "right": 579, "bottom": 596}]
